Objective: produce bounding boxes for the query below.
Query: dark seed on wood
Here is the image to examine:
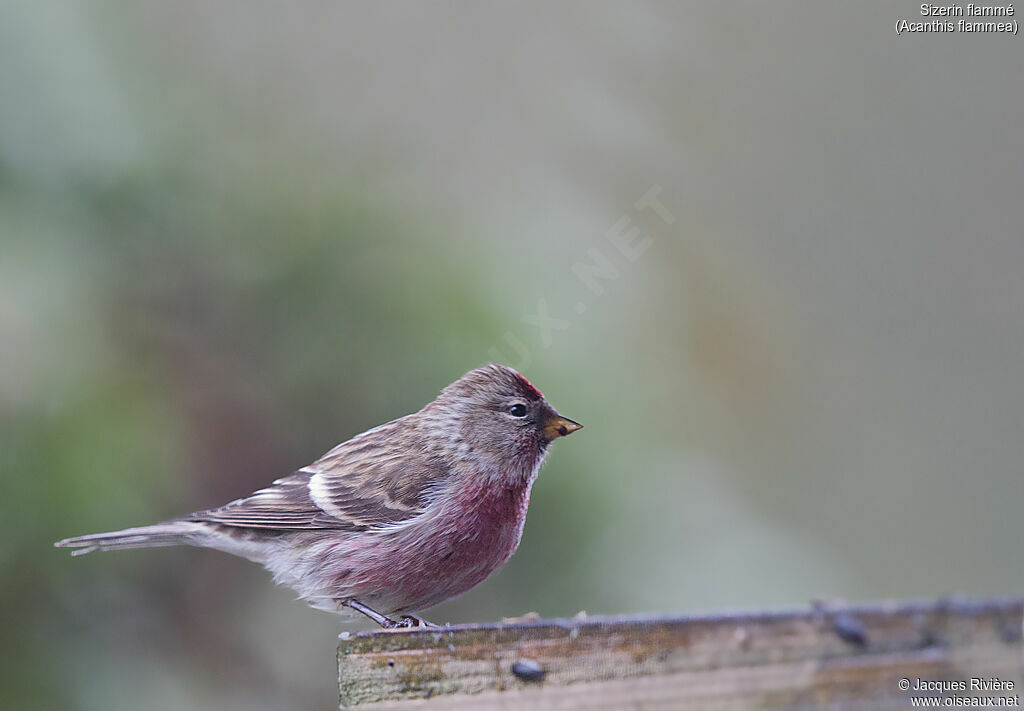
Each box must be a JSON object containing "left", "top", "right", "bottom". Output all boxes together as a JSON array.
[
  {"left": 832, "top": 613, "right": 868, "bottom": 647},
  {"left": 512, "top": 658, "right": 546, "bottom": 682}
]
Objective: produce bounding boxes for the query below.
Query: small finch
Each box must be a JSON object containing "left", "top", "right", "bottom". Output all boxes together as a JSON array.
[{"left": 55, "top": 364, "right": 582, "bottom": 628}]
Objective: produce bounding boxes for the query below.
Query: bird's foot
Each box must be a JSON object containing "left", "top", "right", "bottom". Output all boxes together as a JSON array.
[
  {"left": 396, "top": 614, "right": 440, "bottom": 629},
  {"left": 374, "top": 614, "right": 438, "bottom": 629}
]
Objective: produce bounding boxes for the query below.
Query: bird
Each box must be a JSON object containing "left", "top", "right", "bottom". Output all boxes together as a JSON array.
[{"left": 55, "top": 364, "right": 582, "bottom": 628}]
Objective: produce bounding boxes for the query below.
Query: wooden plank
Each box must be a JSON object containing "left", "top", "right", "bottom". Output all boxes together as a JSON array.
[{"left": 338, "top": 597, "right": 1024, "bottom": 709}]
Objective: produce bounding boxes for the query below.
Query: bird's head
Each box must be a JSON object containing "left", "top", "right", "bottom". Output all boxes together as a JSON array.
[{"left": 425, "top": 364, "right": 582, "bottom": 474}]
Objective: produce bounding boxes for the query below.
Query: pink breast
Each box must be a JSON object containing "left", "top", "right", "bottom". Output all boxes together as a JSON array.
[{"left": 356, "top": 476, "right": 534, "bottom": 613}]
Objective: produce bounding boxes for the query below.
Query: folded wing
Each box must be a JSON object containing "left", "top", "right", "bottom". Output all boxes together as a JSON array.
[{"left": 187, "top": 417, "right": 448, "bottom": 532}]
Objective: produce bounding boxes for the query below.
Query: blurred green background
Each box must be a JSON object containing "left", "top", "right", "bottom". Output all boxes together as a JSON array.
[{"left": 3, "top": 2, "right": 1023, "bottom": 709}]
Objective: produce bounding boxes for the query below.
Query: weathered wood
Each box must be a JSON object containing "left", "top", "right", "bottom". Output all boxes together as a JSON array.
[{"left": 338, "top": 597, "right": 1023, "bottom": 709}]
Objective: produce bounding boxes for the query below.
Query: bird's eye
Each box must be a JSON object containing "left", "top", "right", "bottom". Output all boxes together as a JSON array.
[{"left": 508, "top": 403, "right": 527, "bottom": 417}]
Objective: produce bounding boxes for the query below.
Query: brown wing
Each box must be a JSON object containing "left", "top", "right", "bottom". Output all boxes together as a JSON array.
[{"left": 187, "top": 416, "right": 449, "bottom": 532}]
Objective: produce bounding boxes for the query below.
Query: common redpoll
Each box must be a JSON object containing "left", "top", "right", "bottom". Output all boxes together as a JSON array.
[{"left": 55, "top": 364, "right": 582, "bottom": 628}]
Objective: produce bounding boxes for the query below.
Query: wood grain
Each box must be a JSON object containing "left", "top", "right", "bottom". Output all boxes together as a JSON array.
[{"left": 338, "top": 597, "right": 1024, "bottom": 709}]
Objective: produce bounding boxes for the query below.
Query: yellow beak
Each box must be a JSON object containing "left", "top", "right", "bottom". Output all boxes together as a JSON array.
[{"left": 542, "top": 414, "right": 583, "bottom": 440}]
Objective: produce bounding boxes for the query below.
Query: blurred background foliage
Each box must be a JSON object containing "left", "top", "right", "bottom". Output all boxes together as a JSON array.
[{"left": 2, "top": 2, "right": 1023, "bottom": 709}]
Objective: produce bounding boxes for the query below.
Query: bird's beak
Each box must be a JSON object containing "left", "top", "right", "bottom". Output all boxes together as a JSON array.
[{"left": 542, "top": 413, "right": 583, "bottom": 440}]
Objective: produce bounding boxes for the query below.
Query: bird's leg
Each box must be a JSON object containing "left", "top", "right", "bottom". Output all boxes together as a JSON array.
[
  {"left": 342, "top": 599, "right": 405, "bottom": 629},
  {"left": 341, "top": 599, "right": 439, "bottom": 629}
]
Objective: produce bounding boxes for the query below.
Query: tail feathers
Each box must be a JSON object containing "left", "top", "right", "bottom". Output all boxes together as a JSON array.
[{"left": 54, "top": 521, "right": 205, "bottom": 556}]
